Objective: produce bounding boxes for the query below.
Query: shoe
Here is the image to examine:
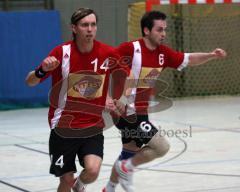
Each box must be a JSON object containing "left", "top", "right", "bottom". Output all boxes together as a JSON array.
[
  {"left": 102, "top": 180, "right": 118, "bottom": 192},
  {"left": 114, "top": 160, "right": 134, "bottom": 192}
]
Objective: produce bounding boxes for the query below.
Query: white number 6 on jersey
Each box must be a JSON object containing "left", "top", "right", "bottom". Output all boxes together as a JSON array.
[
  {"left": 159, "top": 54, "right": 164, "bottom": 66},
  {"left": 140, "top": 121, "right": 152, "bottom": 132}
]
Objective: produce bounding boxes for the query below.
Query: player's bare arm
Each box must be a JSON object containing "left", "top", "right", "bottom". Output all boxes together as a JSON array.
[
  {"left": 188, "top": 48, "right": 227, "bottom": 67},
  {"left": 25, "top": 56, "right": 60, "bottom": 87}
]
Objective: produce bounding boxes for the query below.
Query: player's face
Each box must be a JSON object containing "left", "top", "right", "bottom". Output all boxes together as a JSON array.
[
  {"left": 147, "top": 19, "right": 167, "bottom": 47},
  {"left": 72, "top": 13, "right": 97, "bottom": 42}
]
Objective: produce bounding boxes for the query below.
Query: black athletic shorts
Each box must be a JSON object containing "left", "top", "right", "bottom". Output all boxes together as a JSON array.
[
  {"left": 49, "top": 129, "right": 104, "bottom": 177},
  {"left": 114, "top": 114, "right": 158, "bottom": 148}
]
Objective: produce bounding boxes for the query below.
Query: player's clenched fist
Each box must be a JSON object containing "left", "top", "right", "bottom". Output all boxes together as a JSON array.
[
  {"left": 212, "top": 48, "right": 227, "bottom": 59},
  {"left": 42, "top": 56, "right": 60, "bottom": 72}
]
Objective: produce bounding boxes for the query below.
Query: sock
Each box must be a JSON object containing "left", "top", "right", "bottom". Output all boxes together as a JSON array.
[
  {"left": 72, "top": 177, "right": 86, "bottom": 191},
  {"left": 125, "top": 158, "right": 135, "bottom": 170},
  {"left": 105, "top": 180, "right": 118, "bottom": 192}
]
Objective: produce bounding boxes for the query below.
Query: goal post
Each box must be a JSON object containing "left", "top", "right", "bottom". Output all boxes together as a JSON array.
[{"left": 145, "top": 0, "right": 240, "bottom": 12}]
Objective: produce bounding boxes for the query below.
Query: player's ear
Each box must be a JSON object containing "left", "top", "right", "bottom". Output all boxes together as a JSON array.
[
  {"left": 144, "top": 27, "right": 150, "bottom": 36},
  {"left": 72, "top": 24, "right": 77, "bottom": 34}
]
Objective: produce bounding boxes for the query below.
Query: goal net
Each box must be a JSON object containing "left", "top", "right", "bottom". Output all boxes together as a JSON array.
[{"left": 128, "top": 0, "right": 240, "bottom": 97}]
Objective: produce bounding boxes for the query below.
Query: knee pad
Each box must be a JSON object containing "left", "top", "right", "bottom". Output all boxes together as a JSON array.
[{"left": 118, "top": 148, "right": 136, "bottom": 160}]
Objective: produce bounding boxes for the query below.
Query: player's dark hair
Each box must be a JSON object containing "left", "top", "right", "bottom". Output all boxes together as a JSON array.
[
  {"left": 141, "top": 11, "right": 167, "bottom": 37},
  {"left": 71, "top": 8, "right": 98, "bottom": 40}
]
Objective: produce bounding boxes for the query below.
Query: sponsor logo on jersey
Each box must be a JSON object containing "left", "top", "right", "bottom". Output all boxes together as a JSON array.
[
  {"left": 143, "top": 69, "right": 160, "bottom": 87},
  {"left": 72, "top": 76, "right": 102, "bottom": 98}
]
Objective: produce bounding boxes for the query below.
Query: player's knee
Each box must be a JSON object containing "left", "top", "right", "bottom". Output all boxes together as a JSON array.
[
  {"left": 59, "top": 172, "right": 75, "bottom": 187},
  {"left": 148, "top": 134, "right": 170, "bottom": 157},
  {"left": 155, "top": 140, "right": 170, "bottom": 157},
  {"left": 85, "top": 166, "right": 100, "bottom": 182}
]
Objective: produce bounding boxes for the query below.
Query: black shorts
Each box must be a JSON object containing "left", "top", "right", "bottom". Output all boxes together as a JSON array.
[
  {"left": 49, "top": 129, "right": 104, "bottom": 177},
  {"left": 114, "top": 115, "right": 158, "bottom": 148}
]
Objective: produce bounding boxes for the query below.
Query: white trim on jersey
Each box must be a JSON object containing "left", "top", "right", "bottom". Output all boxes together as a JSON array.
[
  {"left": 126, "top": 41, "right": 142, "bottom": 116},
  {"left": 126, "top": 41, "right": 188, "bottom": 115},
  {"left": 177, "top": 53, "right": 189, "bottom": 71},
  {"left": 51, "top": 44, "right": 71, "bottom": 129}
]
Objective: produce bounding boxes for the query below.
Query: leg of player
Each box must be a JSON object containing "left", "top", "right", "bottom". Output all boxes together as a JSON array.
[
  {"left": 131, "top": 132, "right": 170, "bottom": 165},
  {"left": 58, "top": 172, "right": 75, "bottom": 192},
  {"left": 102, "top": 162, "right": 119, "bottom": 192},
  {"left": 49, "top": 129, "right": 78, "bottom": 192},
  {"left": 115, "top": 131, "right": 170, "bottom": 192},
  {"left": 72, "top": 154, "right": 102, "bottom": 192},
  {"left": 103, "top": 141, "right": 139, "bottom": 192},
  {"left": 115, "top": 143, "right": 139, "bottom": 192}
]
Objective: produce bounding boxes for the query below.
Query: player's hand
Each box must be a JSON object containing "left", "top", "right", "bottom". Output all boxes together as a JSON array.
[
  {"left": 42, "top": 56, "right": 60, "bottom": 72},
  {"left": 105, "top": 96, "right": 117, "bottom": 111},
  {"left": 212, "top": 48, "right": 227, "bottom": 59},
  {"left": 113, "top": 99, "right": 126, "bottom": 115}
]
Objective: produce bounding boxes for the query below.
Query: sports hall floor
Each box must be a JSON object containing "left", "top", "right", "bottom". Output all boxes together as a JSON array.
[{"left": 1, "top": 96, "right": 240, "bottom": 192}]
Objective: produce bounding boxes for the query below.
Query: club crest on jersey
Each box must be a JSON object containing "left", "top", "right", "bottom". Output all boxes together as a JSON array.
[
  {"left": 72, "top": 76, "right": 102, "bottom": 99},
  {"left": 143, "top": 69, "right": 160, "bottom": 87}
]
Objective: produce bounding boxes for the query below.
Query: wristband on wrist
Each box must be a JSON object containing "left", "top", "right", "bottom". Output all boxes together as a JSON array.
[{"left": 35, "top": 66, "right": 46, "bottom": 78}]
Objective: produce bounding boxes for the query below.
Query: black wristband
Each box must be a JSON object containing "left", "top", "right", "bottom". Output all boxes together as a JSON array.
[{"left": 35, "top": 66, "right": 47, "bottom": 78}]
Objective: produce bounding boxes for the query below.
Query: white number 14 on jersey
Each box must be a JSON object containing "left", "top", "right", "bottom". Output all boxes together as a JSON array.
[{"left": 91, "top": 58, "right": 109, "bottom": 72}]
